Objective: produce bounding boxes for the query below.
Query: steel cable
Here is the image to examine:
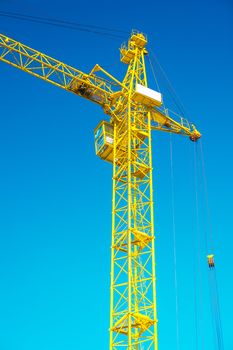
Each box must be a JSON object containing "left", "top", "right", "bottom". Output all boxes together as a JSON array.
[
  {"left": 169, "top": 133, "right": 180, "bottom": 350},
  {"left": 148, "top": 47, "right": 189, "bottom": 118},
  {"left": 0, "top": 10, "right": 128, "bottom": 40},
  {"left": 193, "top": 143, "right": 206, "bottom": 350}
]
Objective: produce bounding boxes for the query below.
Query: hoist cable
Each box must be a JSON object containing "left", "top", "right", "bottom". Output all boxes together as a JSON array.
[
  {"left": 169, "top": 133, "right": 180, "bottom": 350},
  {"left": 148, "top": 55, "right": 161, "bottom": 93},
  {"left": 193, "top": 143, "right": 205, "bottom": 350},
  {"left": 212, "top": 271, "right": 224, "bottom": 349},
  {"left": 199, "top": 140, "right": 214, "bottom": 253},
  {"left": 198, "top": 141, "right": 224, "bottom": 349},
  {"left": 148, "top": 47, "right": 188, "bottom": 118},
  {"left": 193, "top": 143, "right": 199, "bottom": 350},
  {"left": 195, "top": 142, "right": 224, "bottom": 350},
  {"left": 0, "top": 10, "right": 127, "bottom": 39},
  {"left": 208, "top": 268, "right": 224, "bottom": 350}
]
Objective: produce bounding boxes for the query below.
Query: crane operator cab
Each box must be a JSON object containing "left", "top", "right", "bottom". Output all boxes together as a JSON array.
[{"left": 94, "top": 121, "right": 114, "bottom": 163}]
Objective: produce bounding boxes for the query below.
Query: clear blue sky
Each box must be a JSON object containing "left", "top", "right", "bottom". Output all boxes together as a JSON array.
[{"left": 0, "top": 0, "right": 232, "bottom": 349}]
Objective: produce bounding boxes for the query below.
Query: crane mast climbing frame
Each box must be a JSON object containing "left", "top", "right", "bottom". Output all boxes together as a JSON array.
[{"left": 0, "top": 30, "right": 201, "bottom": 350}]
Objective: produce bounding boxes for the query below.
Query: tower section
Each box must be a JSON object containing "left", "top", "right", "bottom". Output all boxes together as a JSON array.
[{"left": 110, "top": 31, "right": 158, "bottom": 350}]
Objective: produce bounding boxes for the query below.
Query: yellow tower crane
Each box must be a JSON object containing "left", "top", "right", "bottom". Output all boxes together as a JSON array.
[{"left": 0, "top": 31, "right": 201, "bottom": 350}]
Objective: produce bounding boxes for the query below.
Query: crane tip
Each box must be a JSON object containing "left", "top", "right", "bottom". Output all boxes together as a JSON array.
[{"left": 190, "top": 129, "right": 201, "bottom": 142}]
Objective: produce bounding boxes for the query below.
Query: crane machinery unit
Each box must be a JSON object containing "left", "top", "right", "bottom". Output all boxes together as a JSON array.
[{"left": 0, "top": 30, "right": 201, "bottom": 350}]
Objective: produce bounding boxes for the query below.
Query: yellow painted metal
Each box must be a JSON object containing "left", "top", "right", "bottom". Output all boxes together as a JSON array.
[
  {"left": 0, "top": 33, "right": 201, "bottom": 140},
  {"left": 110, "top": 32, "right": 158, "bottom": 350},
  {"left": 0, "top": 33, "right": 115, "bottom": 106},
  {"left": 0, "top": 30, "right": 202, "bottom": 350},
  {"left": 94, "top": 121, "right": 114, "bottom": 163},
  {"left": 207, "top": 254, "right": 215, "bottom": 268}
]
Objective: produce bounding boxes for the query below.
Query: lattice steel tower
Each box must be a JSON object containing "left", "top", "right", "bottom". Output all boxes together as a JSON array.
[{"left": 109, "top": 35, "right": 158, "bottom": 350}]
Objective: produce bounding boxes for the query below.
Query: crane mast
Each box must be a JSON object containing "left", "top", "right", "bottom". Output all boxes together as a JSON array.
[
  {"left": 110, "top": 34, "right": 157, "bottom": 350},
  {"left": 0, "top": 30, "right": 201, "bottom": 350}
]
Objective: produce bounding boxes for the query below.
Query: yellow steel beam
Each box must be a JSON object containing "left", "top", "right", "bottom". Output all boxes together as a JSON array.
[
  {"left": 110, "top": 34, "right": 158, "bottom": 350},
  {"left": 0, "top": 33, "right": 115, "bottom": 107},
  {"left": 0, "top": 33, "right": 201, "bottom": 141}
]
